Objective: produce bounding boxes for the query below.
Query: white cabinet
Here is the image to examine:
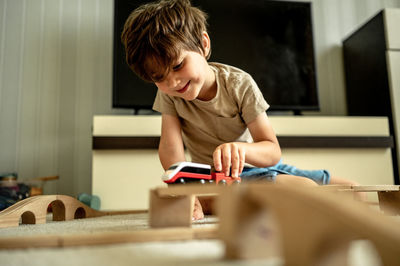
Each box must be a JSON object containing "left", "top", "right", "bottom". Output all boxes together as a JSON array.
[
  {"left": 387, "top": 51, "right": 400, "bottom": 184},
  {"left": 92, "top": 116, "right": 166, "bottom": 211},
  {"left": 385, "top": 9, "right": 400, "bottom": 185}
]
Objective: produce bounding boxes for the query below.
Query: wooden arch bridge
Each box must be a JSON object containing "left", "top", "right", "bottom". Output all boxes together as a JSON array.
[{"left": 0, "top": 195, "right": 127, "bottom": 228}]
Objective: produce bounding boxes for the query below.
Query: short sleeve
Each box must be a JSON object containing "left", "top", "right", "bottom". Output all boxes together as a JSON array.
[
  {"left": 238, "top": 75, "right": 269, "bottom": 124},
  {"left": 152, "top": 90, "right": 178, "bottom": 116}
]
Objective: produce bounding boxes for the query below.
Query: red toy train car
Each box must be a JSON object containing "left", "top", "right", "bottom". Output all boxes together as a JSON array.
[{"left": 162, "top": 162, "right": 241, "bottom": 185}]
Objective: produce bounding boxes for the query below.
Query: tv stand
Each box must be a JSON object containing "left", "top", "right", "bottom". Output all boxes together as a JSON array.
[{"left": 92, "top": 115, "right": 394, "bottom": 210}]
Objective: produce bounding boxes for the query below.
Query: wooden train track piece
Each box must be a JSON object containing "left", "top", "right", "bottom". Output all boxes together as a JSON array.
[
  {"left": 0, "top": 195, "right": 145, "bottom": 229},
  {"left": 149, "top": 185, "right": 221, "bottom": 228},
  {"left": 0, "top": 226, "right": 217, "bottom": 249},
  {"left": 314, "top": 184, "right": 400, "bottom": 213},
  {"left": 217, "top": 183, "right": 400, "bottom": 265},
  {"left": 1, "top": 183, "right": 399, "bottom": 261},
  {"left": 149, "top": 184, "right": 400, "bottom": 228},
  {"left": 325, "top": 184, "right": 400, "bottom": 214},
  {"left": 149, "top": 183, "right": 400, "bottom": 264},
  {"left": 351, "top": 185, "right": 399, "bottom": 192}
]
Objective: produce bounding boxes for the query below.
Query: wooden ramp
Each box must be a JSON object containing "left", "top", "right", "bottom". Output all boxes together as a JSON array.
[{"left": 217, "top": 184, "right": 400, "bottom": 265}]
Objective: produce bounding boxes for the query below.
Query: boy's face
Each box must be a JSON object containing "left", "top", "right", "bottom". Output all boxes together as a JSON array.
[{"left": 153, "top": 49, "right": 213, "bottom": 101}]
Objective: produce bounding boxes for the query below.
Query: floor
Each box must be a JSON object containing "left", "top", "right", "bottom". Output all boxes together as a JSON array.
[{"left": 0, "top": 213, "right": 384, "bottom": 266}]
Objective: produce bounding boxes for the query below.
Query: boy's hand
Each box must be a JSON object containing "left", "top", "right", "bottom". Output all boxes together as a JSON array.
[{"left": 213, "top": 142, "right": 245, "bottom": 178}]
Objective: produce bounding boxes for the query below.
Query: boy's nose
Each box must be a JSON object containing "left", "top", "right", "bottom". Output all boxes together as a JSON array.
[{"left": 166, "top": 76, "right": 180, "bottom": 90}]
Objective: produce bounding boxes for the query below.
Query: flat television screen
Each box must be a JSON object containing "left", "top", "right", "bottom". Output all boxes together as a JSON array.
[{"left": 113, "top": 0, "right": 319, "bottom": 113}]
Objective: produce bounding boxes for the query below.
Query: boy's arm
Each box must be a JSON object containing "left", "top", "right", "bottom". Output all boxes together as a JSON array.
[
  {"left": 158, "top": 113, "right": 186, "bottom": 170},
  {"left": 159, "top": 114, "right": 205, "bottom": 220},
  {"left": 213, "top": 112, "right": 281, "bottom": 177},
  {"left": 245, "top": 112, "right": 281, "bottom": 166}
]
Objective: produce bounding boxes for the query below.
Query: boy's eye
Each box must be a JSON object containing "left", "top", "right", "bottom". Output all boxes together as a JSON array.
[
  {"left": 152, "top": 75, "right": 164, "bottom": 83},
  {"left": 172, "top": 61, "right": 183, "bottom": 71}
]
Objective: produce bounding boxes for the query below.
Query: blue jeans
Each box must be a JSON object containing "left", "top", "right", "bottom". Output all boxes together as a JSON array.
[{"left": 240, "top": 160, "right": 330, "bottom": 185}]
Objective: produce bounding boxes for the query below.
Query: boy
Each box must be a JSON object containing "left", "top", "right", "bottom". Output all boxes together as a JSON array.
[{"left": 121, "top": 0, "right": 358, "bottom": 219}]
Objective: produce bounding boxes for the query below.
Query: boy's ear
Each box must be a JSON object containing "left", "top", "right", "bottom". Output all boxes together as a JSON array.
[{"left": 202, "top": 32, "right": 211, "bottom": 58}]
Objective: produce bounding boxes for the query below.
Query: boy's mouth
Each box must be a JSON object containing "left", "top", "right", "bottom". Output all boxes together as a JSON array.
[{"left": 177, "top": 81, "right": 190, "bottom": 93}]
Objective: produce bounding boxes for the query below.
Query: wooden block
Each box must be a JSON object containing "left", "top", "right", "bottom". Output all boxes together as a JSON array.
[
  {"left": 218, "top": 183, "right": 400, "bottom": 265},
  {"left": 218, "top": 184, "right": 281, "bottom": 260},
  {"left": 149, "top": 189, "right": 195, "bottom": 228},
  {"left": 148, "top": 185, "right": 223, "bottom": 228}
]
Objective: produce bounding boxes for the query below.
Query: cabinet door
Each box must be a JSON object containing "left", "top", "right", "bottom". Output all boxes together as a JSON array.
[
  {"left": 384, "top": 9, "right": 400, "bottom": 49},
  {"left": 387, "top": 51, "right": 400, "bottom": 177},
  {"left": 92, "top": 150, "right": 166, "bottom": 210}
]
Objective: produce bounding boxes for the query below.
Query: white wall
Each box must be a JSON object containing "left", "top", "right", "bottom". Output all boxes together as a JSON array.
[
  {"left": 0, "top": 0, "right": 131, "bottom": 196},
  {"left": 308, "top": 0, "right": 400, "bottom": 115},
  {"left": 1, "top": 0, "right": 399, "bottom": 196}
]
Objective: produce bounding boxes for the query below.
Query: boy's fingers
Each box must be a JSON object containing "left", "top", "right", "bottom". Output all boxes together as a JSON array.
[
  {"left": 214, "top": 143, "right": 244, "bottom": 177},
  {"left": 239, "top": 148, "right": 245, "bottom": 175},
  {"left": 231, "top": 144, "right": 240, "bottom": 178},
  {"left": 213, "top": 148, "right": 222, "bottom": 171},
  {"left": 222, "top": 145, "right": 231, "bottom": 176}
]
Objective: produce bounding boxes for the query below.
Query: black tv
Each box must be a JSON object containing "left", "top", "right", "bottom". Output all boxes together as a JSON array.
[{"left": 113, "top": 0, "right": 319, "bottom": 114}]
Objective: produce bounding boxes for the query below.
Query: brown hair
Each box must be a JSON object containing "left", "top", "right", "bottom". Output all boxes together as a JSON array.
[{"left": 121, "top": 0, "right": 209, "bottom": 82}]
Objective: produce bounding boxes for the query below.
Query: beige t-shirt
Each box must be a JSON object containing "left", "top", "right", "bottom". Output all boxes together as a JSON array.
[{"left": 153, "top": 62, "right": 269, "bottom": 165}]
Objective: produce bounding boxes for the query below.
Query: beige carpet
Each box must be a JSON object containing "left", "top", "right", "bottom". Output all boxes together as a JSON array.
[
  {"left": 0, "top": 213, "right": 383, "bottom": 266},
  {"left": 0, "top": 213, "right": 150, "bottom": 237}
]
